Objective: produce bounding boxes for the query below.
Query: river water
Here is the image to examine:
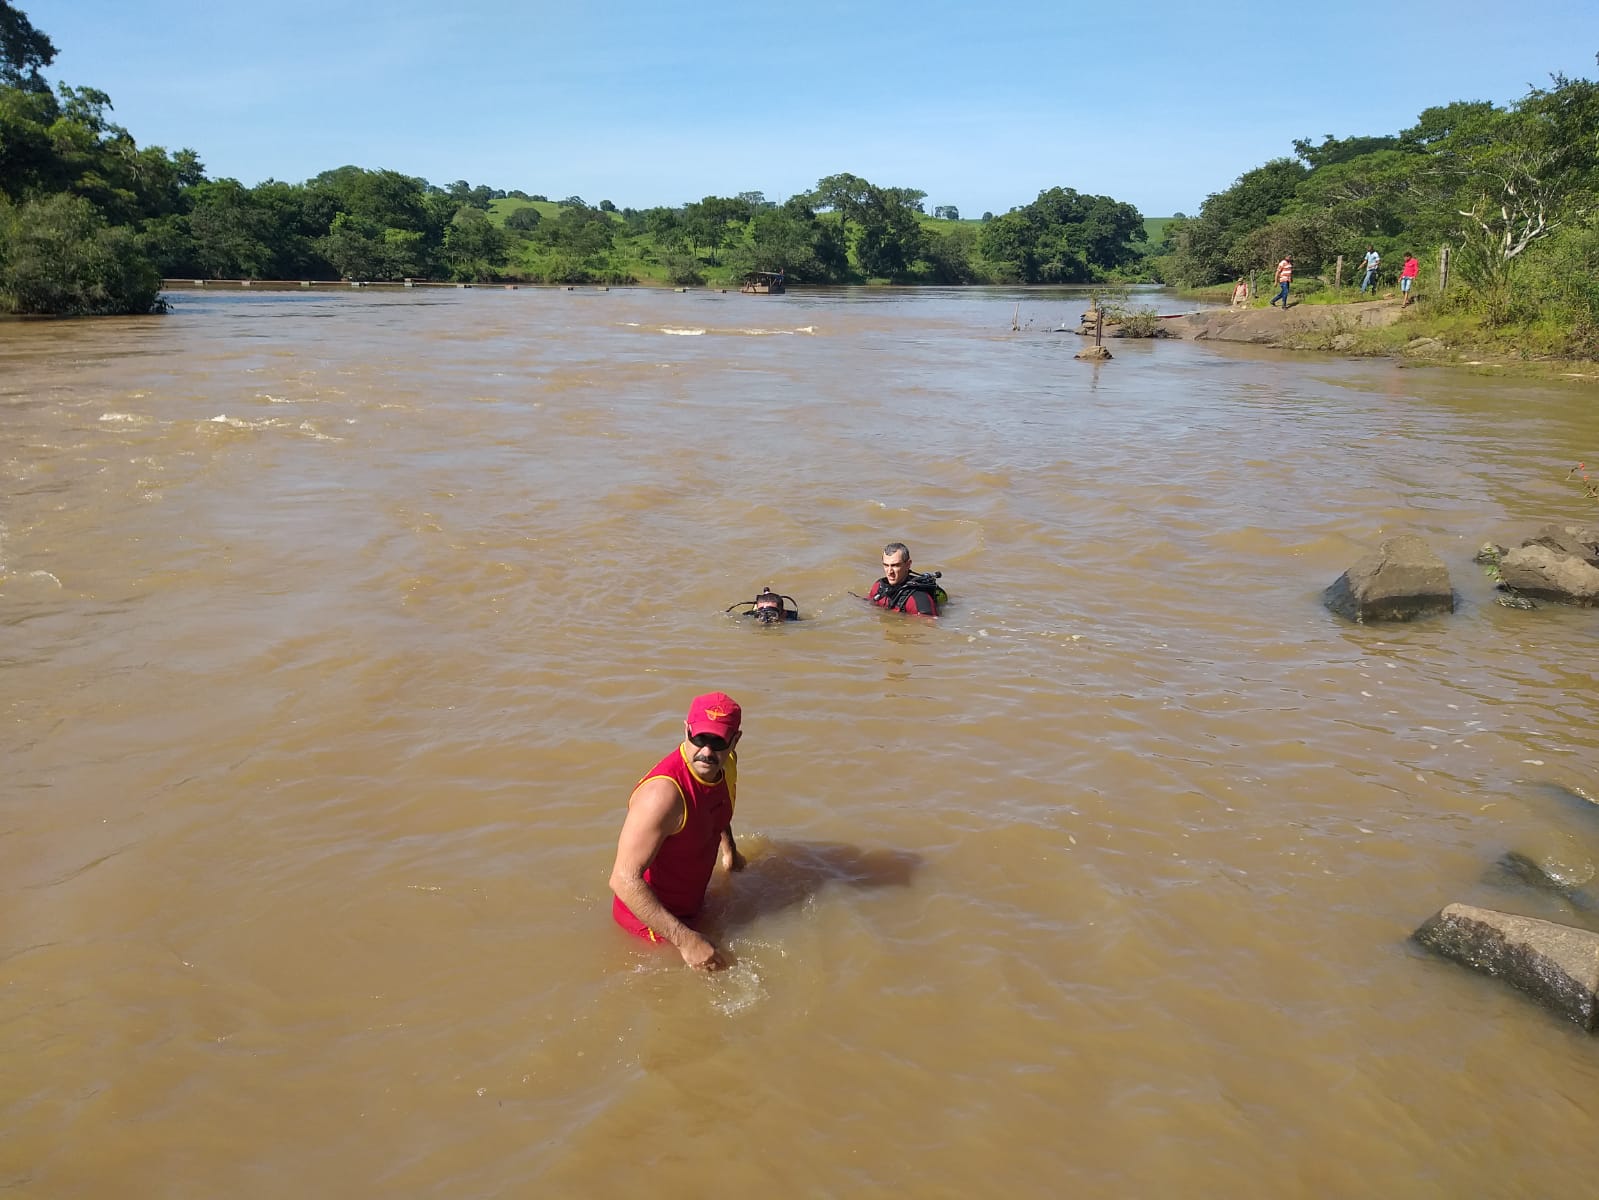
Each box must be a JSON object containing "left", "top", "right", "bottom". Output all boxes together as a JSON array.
[{"left": 3, "top": 285, "right": 1598, "bottom": 1197}]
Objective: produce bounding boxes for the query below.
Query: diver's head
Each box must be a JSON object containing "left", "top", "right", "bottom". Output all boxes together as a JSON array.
[{"left": 754, "top": 588, "right": 785, "bottom": 624}]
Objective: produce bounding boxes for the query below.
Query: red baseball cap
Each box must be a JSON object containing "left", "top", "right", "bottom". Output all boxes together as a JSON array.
[{"left": 686, "top": 692, "right": 741, "bottom": 739}]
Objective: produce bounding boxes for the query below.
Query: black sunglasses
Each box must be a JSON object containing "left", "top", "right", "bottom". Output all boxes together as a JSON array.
[{"left": 689, "top": 732, "right": 732, "bottom": 753}]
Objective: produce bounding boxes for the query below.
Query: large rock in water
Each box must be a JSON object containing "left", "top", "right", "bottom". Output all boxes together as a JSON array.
[
  {"left": 1497, "top": 524, "right": 1599, "bottom": 605},
  {"left": 1413, "top": 903, "right": 1599, "bottom": 1030},
  {"left": 1322, "top": 535, "right": 1455, "bottom": 622}
]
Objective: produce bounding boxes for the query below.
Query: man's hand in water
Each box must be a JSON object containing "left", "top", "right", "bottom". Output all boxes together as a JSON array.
[{"left": 679, "top": 930, "right": 726, "bottom": 971}]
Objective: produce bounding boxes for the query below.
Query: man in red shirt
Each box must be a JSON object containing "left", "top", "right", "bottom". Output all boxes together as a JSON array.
[
  {"left": 609, "top": 692, "right": 746, "bottom": 970},
  {"left": 867, "top": 542, "right": 944, "bottom": 616}
]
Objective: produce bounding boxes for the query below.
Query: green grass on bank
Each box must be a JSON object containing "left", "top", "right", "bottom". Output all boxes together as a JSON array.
[{"left": 1230, "top": 293, "right": 1599, "bottom": 369}]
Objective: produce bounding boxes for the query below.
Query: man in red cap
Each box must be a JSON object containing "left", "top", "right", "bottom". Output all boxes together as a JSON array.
[{"left": 609, "top": 691, "right": 746, "bottom": 970}]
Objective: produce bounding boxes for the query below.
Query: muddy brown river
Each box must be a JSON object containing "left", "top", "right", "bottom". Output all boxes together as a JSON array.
[{"left": 3, "top": 285, "right": 1598, "bottom": 1197}]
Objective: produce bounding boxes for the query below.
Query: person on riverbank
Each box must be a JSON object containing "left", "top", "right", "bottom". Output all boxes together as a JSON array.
[
  {"left": 867, "top": 542, "right": 945, "bottom": 616},
  {"left": 1400, "top": 253, "right": 1419, "bottom": 306},
  {"left": 1270, "top": 256, "right": 1293, "bottom": 308},
  {"left": 1359, "top": 246, "right": 1381, "bottom": 295},
  {"left": 1231, "top": 277, "right": 1250, "bottom": 307},
  {"left": 609, "top": 692, "right": 746, "bottom": 970}
]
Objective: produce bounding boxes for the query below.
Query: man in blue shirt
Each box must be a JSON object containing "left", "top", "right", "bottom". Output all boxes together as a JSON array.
[{"left": 1359, "top": 246, "right": 1381, "bottom": 295}]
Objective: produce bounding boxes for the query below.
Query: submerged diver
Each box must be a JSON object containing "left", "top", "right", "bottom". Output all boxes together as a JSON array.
[
  {"left": 867, "top": 542, "right": 946, "bottom": 616},
  {"left": 726, "top": 587, "right": 800, "bottom": 623}
]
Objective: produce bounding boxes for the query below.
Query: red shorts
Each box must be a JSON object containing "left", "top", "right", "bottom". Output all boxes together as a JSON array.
[{"left": 613, "top": 893, "right": 697, "bottom": 942}]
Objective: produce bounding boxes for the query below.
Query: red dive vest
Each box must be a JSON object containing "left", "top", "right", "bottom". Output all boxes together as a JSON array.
[{"left": 612, "top": 745, "right": 736, "bottom": 939}]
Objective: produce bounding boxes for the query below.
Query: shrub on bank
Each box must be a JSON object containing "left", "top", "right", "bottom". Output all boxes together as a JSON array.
[{"left": 0, "top": 195, "right": 164, "bottom": 316}]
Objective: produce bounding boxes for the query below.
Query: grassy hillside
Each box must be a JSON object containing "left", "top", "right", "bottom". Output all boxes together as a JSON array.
[
  {"left": 487, "top": 198, "right": 629, "bottom": 227},
  {"left": 1143, "top": 216, "right": 1174, "bottom": 245},
  {"left": 915, "top": 213, "right": 983, "bottom": 233}
]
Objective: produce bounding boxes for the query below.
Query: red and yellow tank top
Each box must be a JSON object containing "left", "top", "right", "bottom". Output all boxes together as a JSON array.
[{"left": 611, "top": 745, "right": 736, "bottom": 938}]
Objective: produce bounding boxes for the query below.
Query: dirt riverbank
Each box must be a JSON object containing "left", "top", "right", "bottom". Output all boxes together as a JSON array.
[
  {"left": 1160, "top": 299, "right": 1406, "bottom": 348},
  {"left": 1076, "top": 299, "right": 1598, "bottom": 378}
]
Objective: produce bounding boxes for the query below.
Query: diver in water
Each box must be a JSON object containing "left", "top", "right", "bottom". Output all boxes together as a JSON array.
[
  {"left": 726, "top": 588, "right": 800, "bottom": 623},
  {"left": 866, "top": 542, "right": 946, "bottom": 616}
]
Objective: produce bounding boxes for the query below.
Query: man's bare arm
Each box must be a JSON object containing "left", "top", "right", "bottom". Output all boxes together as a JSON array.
[
  {"left": 719, "top": 826, "right": 745, "bottom": 873},
  {"left": 608, "top": 776, "right": 724, "bottom": 971}
]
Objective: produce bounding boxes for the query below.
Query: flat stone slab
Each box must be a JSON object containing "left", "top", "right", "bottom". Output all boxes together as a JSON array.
[{"left": 1413, "top": 902, "right": 1599, "bottom": 1030}]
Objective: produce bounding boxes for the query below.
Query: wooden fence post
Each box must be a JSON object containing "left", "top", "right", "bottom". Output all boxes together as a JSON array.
[
  {"left": 1439, "top": 244, "right": 1450, "bottom": 294},
  {"left": 1335, "top": 255, "right": 1343, "bottom": 289}
]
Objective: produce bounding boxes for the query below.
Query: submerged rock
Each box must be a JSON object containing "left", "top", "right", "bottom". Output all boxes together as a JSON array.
[
  {"left": 1414, "top": 902, "right": 1599, "bottom": 1030},
  {"left": 1323, "top": 534, "right": 1455, "bottom": 622},
  {"left": 1487, "top": 851, "right": 1599, "bottom": 916},
  {"left": 1526, "top": 780, "right": 1599, "bottom": 825}
]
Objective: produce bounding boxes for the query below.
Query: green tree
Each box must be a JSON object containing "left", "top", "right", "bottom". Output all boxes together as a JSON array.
[
  {"left": 442, "top": 206, "right": 506, "bottom": 280},
  {"left": 318, "top": 211, "right": 429, "bottom": 280},
  {"left": 504, "top": 205, "right": 542, "bottom": 231},
  {"left": 187, "top": 178, "right": 279, "bottom": 277},
  {"left": 1292, "top": 133, "right": 1402, "bottom": 168},
  {"left": 310, "top": 166, "right": 434, "bottom": 233},
  {"left": 136, "top": 213, "right": 194, "bottom": 276},
  {"left": 977, "top": 187, "right": 1144, "bottom": 283},
  {"left": 682, "top": 194, "right": 752, "bottom": 263},
  {"left": 0, "top": 0, "right": 55, "bottom": 92},
  {"left": 1227, "top": 209, "right": 1343, "bottom": 277},
  {"left": 718, "top": 196, "right": 848, "bottom": 283},
  {"left": 0, "top": 192, "right": 162, "bottom": 314},
  {"left": 642, "top": 205, "right": 687, "bottom": 250},
  {"left": 725, "top": 207, "right": 811, "bottom": 275},
  {"left": 854, "top": 184, "right": 926, "bottom": 279},
  {"left": 1165, "top": 158, "right": 1307, "bottom": 285},
  {"left": 809, "top": 171, "right": 872, "bottom": 247},
  {"left": 0, "top": 83, "right": 63, "bottom": 200},
  {"left": 917, "top": 224, "right": 981, "bottom": 283},
  {"left": 1288, "top": 149, "right": 1426, "bottom": 249}
]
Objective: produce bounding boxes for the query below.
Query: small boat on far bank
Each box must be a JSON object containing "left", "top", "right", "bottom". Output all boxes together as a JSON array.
[{"left": 740, "top": 270, "right": 786, "bottom": 295}]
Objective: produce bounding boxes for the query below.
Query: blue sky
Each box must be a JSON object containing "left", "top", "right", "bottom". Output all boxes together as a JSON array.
[{"left": 35, "top": 0, "right": 1599, "bottom": 218}]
